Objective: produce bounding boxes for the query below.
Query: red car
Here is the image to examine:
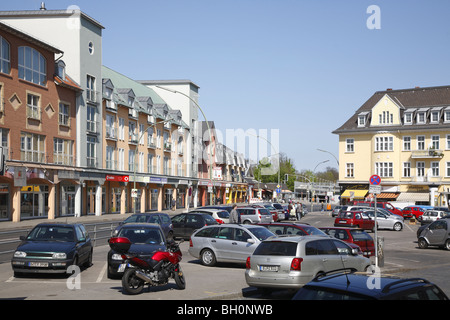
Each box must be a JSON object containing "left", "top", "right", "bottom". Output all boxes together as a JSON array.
[
  {"left": 402, "top": 206, "right": 425, "bottom": 219},
  {"left": 334, "top": 211, "right": 375, "bottom": 232},
  {"left": 319, "top": 227, "right": 375, "bottom": 257},
  {"left": 258, "top": 222, "right": 327, "bottom": 236}
]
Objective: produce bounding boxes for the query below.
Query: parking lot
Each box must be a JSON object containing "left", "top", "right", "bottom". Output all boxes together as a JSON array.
[{"left": 0, "top": 210, "right": 449, "bottom": 300}]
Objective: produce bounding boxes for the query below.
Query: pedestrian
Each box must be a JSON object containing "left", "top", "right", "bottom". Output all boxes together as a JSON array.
[
  {"left": 296, "top": 202, "right": 302, "bottom": 220},
  {"left": 229, "top": 204, "right": 241, "bottom": 224}
]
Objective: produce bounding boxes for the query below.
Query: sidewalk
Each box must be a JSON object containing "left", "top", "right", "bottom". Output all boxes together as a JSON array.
[{"left": 0, "top": 207, "right": 188, "bottom": 231}]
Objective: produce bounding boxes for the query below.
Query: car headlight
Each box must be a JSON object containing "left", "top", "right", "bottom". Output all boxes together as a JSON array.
[
  {"left": 111, "top": 253, "right": 123, "bottom": 260},
  {"left": 14, "top": 251, "right": 27, "bottom": 258},
  {"left": 52, "top": 252, "right": 67, "bottom": 259}
]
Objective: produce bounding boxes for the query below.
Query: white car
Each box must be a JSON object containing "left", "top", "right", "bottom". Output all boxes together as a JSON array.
[
  {"left": 419, "top": 210, "right": 449, "bottom": 224},
  {"left": 188, "top": 208, "right": 230, "bottom": 224}
]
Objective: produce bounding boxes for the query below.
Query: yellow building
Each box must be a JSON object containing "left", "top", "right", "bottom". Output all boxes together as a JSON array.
[{"left": 333, "top": 85, "right": 450, "bottom": 206}]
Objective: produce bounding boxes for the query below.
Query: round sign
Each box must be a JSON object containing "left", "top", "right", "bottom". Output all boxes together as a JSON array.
[{"left": 370, "top": 174, "right": 381, "bottom": 185}]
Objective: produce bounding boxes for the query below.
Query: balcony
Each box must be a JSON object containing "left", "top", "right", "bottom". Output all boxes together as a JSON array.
[
  {"left": 164, "top": 142, "right": 172, "bottom": 152},
  {"left": 411, "top": 149, "right": 444, "bottom": 159},
  {"left": 87, "top": 120, "right": 99, "bottom": 135},
  {"left": 105, "top": 126, "right": 117, "bottom": 140}
]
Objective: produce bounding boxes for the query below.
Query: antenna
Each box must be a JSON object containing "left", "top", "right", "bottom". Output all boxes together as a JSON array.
[{"left": 40, "top": 2, "right": 46, "bottom": 10}]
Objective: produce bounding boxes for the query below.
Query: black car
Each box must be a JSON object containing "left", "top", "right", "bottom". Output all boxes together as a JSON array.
[
  {"left": 171, "top": 213, "right": 218, "bottom": 239},
  {"left": 114, "top": 212, "right": 173, "bottom": 239},
  {"left": 292, "top": 270, "right": 449, "bottom": 300},
  {"left": 11, "top": 223, "right": 92, "bottom": 276},
  {"left": 107, "top": 223, "right": 166, "bottom": 279}
]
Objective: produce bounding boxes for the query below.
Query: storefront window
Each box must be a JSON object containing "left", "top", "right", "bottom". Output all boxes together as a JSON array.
[
  {"left": 0, "top": 185, "right": 9, "bottom": 220},
  {"left": 111, "top": 188, "right": 121, "bottom": 213},
  {"left": 60, "top": 185, "right": 75, "bottom": 216},
  {"left": 177, "top": 187, "right": 186, "bottom": 208},
  {"left": 165, "top": 188, "right": 173, "bottom": 209},
  {"left": 151, "top": 189, "right": 158, "bottom": 210},
  {"left": 21, "top": 185, "right": 49, "bottom": 219}
]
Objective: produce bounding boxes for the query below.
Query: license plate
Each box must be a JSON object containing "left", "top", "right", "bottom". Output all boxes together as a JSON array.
[
  {"left": 28, "top": 262, "right": 49, "bottom": 267},
  {"left": 117, "top": 263, "right": 131, "bottom": 272},
  {"left": 259, "top": 265, "right": 279, "bottom": 272},
  {"left": 339, "top": 220, "right": 347, "bottom": 224}
]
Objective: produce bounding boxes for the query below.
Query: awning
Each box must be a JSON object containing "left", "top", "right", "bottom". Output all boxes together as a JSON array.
[
  {"left": 341, "top": 189, "right": 368, "bottom": 199},
  {"left": 375, "top": 193, "right": 399, "bottom": 199},
  {"left": 396, "top": 192, "right": 429, "bottom": 202}
]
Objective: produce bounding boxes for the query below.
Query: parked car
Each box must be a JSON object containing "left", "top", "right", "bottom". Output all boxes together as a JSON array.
[
  {"left": 171, "top": 212, "right": 218, "bottom": 239},
  {"left": 292, "top": 271, "right": 448, "bottom": 300},
  {"left": 199, "top": 205, "right": 234, "bottom": 213},
  {"left": 319, "top": 227, "right": 375, "bottom": 257},
  {"left": 113, "top": 212, "right": 173, "bottom": 239},
  {"left": 259, "top": 222, "right": 328, "bottom": 237},
  {"left": 261, "top": 204, "right": 280, "bottom": 222},
  {"left": 418, "top": 210, "right": 449, "bottom": 225},
  {"left": 188, "top": 224, "right": 275, "bottom": 266},
  {"left": 245, "top": 236, "right": 371, "bottom": 290},
  {"left": 11, "top": 223, "right": 92, "bottom": 276},
  {"left": 272, "top": 203, "right": 288, "bottom": 219},
  {"left": 107, "top": 223, "right": 166, "bottom": 278},
  {"left": 236, "top": 207, "right": 273, "bottom": 224},
  {"left": 417, "top": 218, "right": 450, "bottom": 250},
  {"left": 402, "top": 206, "right": 425, "bottom": 219},
  {"left": 188, "top": 208, "right": 230, "bottom": 224},
  {"left": 334, "top": 211, "right": 375, "bottom": 232},
  {"left": 362, "top": 210, "right": 404, "bottom": 231},
  {"left": 332, "top": 205, "right": 342, "bottom": 217},
  {"left": 353, "top": 201, "right": 403, "bottom": 216}
]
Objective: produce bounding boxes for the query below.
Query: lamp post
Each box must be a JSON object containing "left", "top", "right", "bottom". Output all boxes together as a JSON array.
[
  {"left": 155, "top": 86, "right": 214, "bottom": 206},
  {"left": 317, "top": 148, "right": 339, "bottom": 166}
]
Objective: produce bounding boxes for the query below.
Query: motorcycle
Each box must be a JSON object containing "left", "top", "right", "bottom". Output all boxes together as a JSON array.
[{"left": 108, "top": 237, "right": 186, "bottom": 295}]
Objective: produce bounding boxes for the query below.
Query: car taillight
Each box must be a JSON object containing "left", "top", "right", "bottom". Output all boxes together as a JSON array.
[
  {"left": 189, "top": 238, "right": 193, "bottom": 247},
  {"left": 291, "top": 258, "right": 303, "bottom": 271},
  {"left": 246, "top": 256, "right": 251, "bottom": 269},
  {"left": 216, "top": 219, "right": 224, "bottom": 224}
]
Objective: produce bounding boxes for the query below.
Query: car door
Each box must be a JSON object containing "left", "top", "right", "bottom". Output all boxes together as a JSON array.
[
  {"left": 211, "top": 226, "right": 236, "bottom": 262},
  {"left": 74, "top": 225, "right": 90, "bottom": 263},
  {"left": 185, "top": 214, "right": 205, "bottom": 237},
  {"left": 171, "top": 214, "right": 186, "bottom": 238},
  {"left": 315, "top": 239, "right": 344, "bottom": 272},
  {"left": 426, "top": 220, "right": 448, "bottom": 245},
  {"left": 230, "top": 228, "right": 257, "bottom": 261},
  {"left": 331, "top": 239, "right": 365, "bottom": 271}
]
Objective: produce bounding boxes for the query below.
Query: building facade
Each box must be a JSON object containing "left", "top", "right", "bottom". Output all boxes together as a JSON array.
[{"left": 333, "top": 85, "right": 450, "bottom": 206}]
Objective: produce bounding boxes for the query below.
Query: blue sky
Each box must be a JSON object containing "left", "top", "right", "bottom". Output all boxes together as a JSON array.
[{"left": 3, "top": 0, "right": 450, "bottom": 172}]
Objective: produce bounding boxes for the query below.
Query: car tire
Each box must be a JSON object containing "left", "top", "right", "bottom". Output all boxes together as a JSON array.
[
  {"left": 393, "top": 222, "right": 403, "bottom": 232},
  {"left": 418, "top": 238, "right": 428, "bottom": 249},
  {"left": 200, "top": 248, "right": 216, "bottom": 267},
  {"left": 445, "top": 239, "right": 450, "bottom": 251}
]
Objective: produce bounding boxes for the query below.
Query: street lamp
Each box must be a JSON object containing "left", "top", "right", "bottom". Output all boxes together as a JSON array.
[
  {"left": 155, "top": 86, "right": 214, "bottom": 206},
  {"left": 313, "top": 160, "right": 329, "bottom": 172},
  {"left": 317, "top": 148, "right": 339, "bottom": 166}
]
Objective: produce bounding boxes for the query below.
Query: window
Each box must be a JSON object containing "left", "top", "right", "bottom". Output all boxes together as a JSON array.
[
  {"left": 0, "top": 36, "right": 10, "bottom": 74},
  {"left": 27, "top": 93, "right": 40, "bottom": 120},
  {"left": 148, "top": 154, "right": 154, "bottom": 173},
  {"left": 118, "top": 117, "right": 125, "bottom": 140},
  {"left": 156, "top": 155, "right": 161, "bottom": 174},
  {"left": 163, "top": 156, "right": 169, "bottom": 175},
  {"left": 358, "top": 115, "right": 366, "bottom": 127},
  {"left": 128, "top": 150, "right": 135, "bottom": 171},
  {"left": 431, "top": 135, "right": 440, "bottom": 150},
  {"left": 417, "top": 112, "right": 426, "bottom": 124},
  {"left": 139, "top": 152, "right": 144, "bottom": 173},
  {"left": 87, "top": 136, "right": 96, "bottom": 167},
  {"left": 18, "top": 46, "right": 46, "bottom": 86},
  {"left": 445, "top": 110, "right": 450, "bottom": 123},
  {"left": 53, "top": 138, "right": 73, "bottom": 165},
  {"left": 375, "top": 136, "right": 393, "bottom": 151},
  {"left": 20, "top": 132, "right": 45, "bottom": 162},
  {"left": 375, "top": 162, "right": 393, "bottom": 178},
  {"left": 446, "top": 162, "right": 450, "bottom": 177},
  {"left": 86, "top": 75, "right": 96, "bottom": 103},
  {"left": 129, "top": 121, "right": 137, "bottom": 143},
  {"left": 346, "top": 163, "right": 354, "bottom": 178},
  {"left": 431, "top": 111, "right": 440, "bottom": 123},
  {"left": 87, "top": 105, "right": 97, "bottom": 133},
  {"left": 417, "top": 136, "right": 425, "bottom": 150},
  {"left": 88, "top": 41, "right": 94, "bottom": 55},
  {"left": 106, "top": 146, "right": 115, "bottom": 170},
  {"left": 431, "top": 162, "right": 439, "bottom": 177},
  {"left": 118, "top": 148, "right": 124, "bottom": 171},
  {"left": 346, "top": 139, "right": 354, "bottom": 152},
  {"left": 403, "top": 162, "right": 411, "bottom": 177},
  {"left": 403, "top": 136, "right": 411, "bottom": 151},
  {"left": 447, "top": 135, "right": 450, "bottom": 150},
  {"left": 404, "top": 112, "right": 413, "bottom": 124},
  {"left": 156, "top": 129, "right": 161, "bottom": 148},
  {"left": 59, "top": 103, "right": 70, "bottom": 126},
  {"left": 105, "top": 114, "right": 116, "bottom": 139},
  {"left": 417, "top": 162, "right": 425, "bottom": 177}
]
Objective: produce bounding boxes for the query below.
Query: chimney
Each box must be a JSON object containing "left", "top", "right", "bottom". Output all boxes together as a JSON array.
[
  {"left": 386, "top": 88, "right": 392, "bottom": 91},
  {"left": 40, "top": 2, "right": 46, "bottom": 10}
]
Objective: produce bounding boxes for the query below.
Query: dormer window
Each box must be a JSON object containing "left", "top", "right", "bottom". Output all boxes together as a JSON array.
[
  {"left": 56, "top": 60, "right": 66, "bottom": 80},
  {"left": 357, "top": 112, "right": 368, "bottom": 127},
  {"left": 417, "top": 111, "right": 426, "bottom": 124},
  {"left": 404, "top": 112, "right": 413, "bottom": 125},
  {"left": 431, "top": 111, "right": 440, "bottom": 123}
]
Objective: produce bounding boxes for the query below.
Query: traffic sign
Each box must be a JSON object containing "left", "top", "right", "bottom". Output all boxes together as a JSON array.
[
  {"left": 369, "top": 185, "right": 381, "bottom": 194},
  {"left": 370, "top": 174, "right": 381, "bottom": 185}
]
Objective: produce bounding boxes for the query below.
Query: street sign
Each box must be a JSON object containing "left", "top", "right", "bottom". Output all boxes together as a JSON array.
[
  {"left": 276, "top": 188, "right": 281, "bottom": 194},
  {"left": 131, "top": 189, "right": 138, "bottom": 198},
  {"left": 369, "top": 185, "right": 381, "bottom": 194},
  {"left": 370, "top": 174, "right": 381, "bottom": 185}
]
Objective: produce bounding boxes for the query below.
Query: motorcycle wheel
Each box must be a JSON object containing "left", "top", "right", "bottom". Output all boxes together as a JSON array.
[
  {"left": 174, "top": 265, "right": 186, "bottom": 290},
  {"left": 122, "top": 268, "right": 145, "bottom": 295}
]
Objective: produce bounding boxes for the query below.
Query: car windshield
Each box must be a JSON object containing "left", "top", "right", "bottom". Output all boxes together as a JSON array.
[
  {"left": 349, "top": 230, "right": 373, "bottom": 241},
  {"left": 253, "top": 241, "right": 298, "bottom": 256},
  {"left": 248, "top": 227, "right": 275, "bottom": 241},
  {"left": 272, "top": 204, "right": 283, "bottom": 210},
  {"left": 27, "top": 225, "right": 75, "bottom": 242},
  {"left": 259, "top": 208, "right": 271, "bottom": 215},
  {"left": 118, "top": 227, "right": 164, "bottom": 244},
  {"left": 301, "top": 225, "right": 327, "bottom": 236},
  {"left": 217, "top": 210, "right": 230, "bottom": 219}
]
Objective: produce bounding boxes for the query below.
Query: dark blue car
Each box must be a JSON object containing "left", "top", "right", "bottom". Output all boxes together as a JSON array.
[
  {"left": 107, "top": 223, "right": 166, "bottom": 279},
  {"left": 114, "top": 212, "right": 173, "bottom": 240},
  {"left": 11, "top": 223, "right": 93, "bottom": 276}
]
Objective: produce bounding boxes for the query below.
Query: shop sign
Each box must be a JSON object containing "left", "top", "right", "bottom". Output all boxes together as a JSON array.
[{"left": 106, "top": 175, "right": 129, "bottom": 182}]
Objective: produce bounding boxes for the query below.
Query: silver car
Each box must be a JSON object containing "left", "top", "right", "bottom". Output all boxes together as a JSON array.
[
  {"left": 236, "top": 207, "right": 273, "bottom": 224},
  {"left": 420, "top": 210, "right": 449, "bottom": 224},
  {"left": 418, "top": 218, "right": 450, "bottom": 250},
  {"left": 188, "top": 224, "right": 276, "bottom": 266},
  {"left": 363, "top": 210, "right": 404, "bottom": 231},
  {"left": 245, "top": 236, "right": 371, "bottom": 289},
  {"left": 188, "top": 208, "right": 230, "bottom": 224}
]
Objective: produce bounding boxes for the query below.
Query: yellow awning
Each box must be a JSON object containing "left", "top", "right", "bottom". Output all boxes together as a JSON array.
[{"left": 341, "top": 189, "right": 368, "bottom": 199}]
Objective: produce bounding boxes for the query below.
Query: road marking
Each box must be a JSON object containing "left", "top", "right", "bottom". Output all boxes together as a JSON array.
[{"left": 96, "top": 262, "right": 107, "bottom": 283}]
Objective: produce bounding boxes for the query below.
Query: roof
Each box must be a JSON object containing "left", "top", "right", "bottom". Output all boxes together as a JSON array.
[{"left": 333, "top": 85, "right": 450, "bottom": 134}]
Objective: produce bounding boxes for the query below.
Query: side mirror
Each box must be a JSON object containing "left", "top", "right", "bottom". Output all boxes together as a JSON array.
[
  {"left": 351, "top": 248, "right": 359, "bottom": 256},
  {"left": 247, "top": 238, "right": 256, "bottom": 244}
]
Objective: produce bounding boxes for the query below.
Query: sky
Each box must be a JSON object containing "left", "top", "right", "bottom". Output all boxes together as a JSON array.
[{"left": 3, "top": 0, "right": 450, "bottom": 172}]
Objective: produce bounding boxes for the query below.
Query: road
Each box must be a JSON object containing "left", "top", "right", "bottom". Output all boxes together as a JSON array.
[{"left": 0, "top": 211, "right": 448, "bottom": 300}]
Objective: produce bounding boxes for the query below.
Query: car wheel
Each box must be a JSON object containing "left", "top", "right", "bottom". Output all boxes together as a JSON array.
[
  {"left": 445, "top": 239, "right": 450, "bottom": 251},
  {"left": 393, "top": 222, "right": 403, "bottom": 231},
  {"left": 200, "top": 248, "right": 216, "bottom": 267},
  {"left": 418, "top": 238, "right": 428, "bottom": 249}
]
